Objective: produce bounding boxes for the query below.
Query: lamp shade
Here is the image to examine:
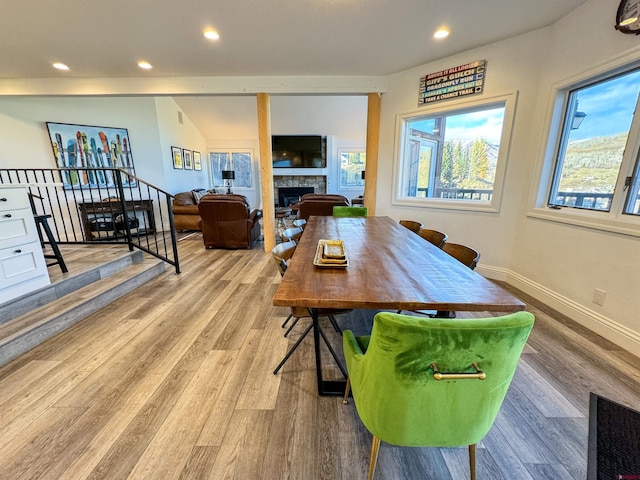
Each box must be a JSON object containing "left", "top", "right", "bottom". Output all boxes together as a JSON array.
[{"left": 221, "top": 170, "right": 236, "bottom": 180}]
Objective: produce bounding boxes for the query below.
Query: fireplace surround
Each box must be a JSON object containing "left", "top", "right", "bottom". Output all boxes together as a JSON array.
[{"left": 273, "top": 175, "right": 326, "bottom": 207}]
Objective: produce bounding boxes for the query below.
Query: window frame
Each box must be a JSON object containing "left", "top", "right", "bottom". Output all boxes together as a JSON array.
[
  {"left": 392, "top": 92, "right": 517, "bottom": 213},
  {"left": 530, "top": 57, "right": 640, "bottom": 237},
  {"left": 208, "top": 149, "right": 255, "bottom": 190}
]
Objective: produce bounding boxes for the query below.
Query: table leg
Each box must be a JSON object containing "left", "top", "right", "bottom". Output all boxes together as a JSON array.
[{"left": 310, "top": 308, "right": 347, "bottom": 396}]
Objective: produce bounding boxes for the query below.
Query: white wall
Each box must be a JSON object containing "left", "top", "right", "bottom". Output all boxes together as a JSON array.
[
  {"left": 154, "top": 97, "right": 207, "bottom": 194},
  {"left": 378, "top": 0, "right": 640, "bottom": 353},
  {"left": 510, "top": 0, "right": 640, "bottom": 353},
  {"left": 0, "top": 97, "right": 163, "bottom": 183}
]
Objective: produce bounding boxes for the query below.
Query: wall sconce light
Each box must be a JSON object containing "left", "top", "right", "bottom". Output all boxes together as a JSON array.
[{"left": 221, "top": 170, "right": 235, "bottom": 194}]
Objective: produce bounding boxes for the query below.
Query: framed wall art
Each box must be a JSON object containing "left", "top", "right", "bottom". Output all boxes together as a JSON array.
[
  {"left": 183, "top": 149, "right": 193, "bottom": 170},
  {"left": 46, "top": 122, "right": 136, "bottom": 188},
  {"left": 193, "top": 151, "right": 202, "bottom": 171},
  {"left": 172, "top": 146, "right": 183, "bottom": 169}
]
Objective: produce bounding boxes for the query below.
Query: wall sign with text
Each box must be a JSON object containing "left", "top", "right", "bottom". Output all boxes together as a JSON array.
[{"left": 418, "top": 60, "right": 486, "bottom": 106}]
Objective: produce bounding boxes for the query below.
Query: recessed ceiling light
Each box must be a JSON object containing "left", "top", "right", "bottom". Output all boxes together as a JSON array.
[
  {"left": 434, "top": 28, "right": 450, "bottom": 39},
  {"left": 52, "top": 62, "right": 69, "bottom": 71},
  {"left": 203, "top": 29, "right": 220, "bottom": 40},
  {"left": 137, "top": 61, "right": 153, "bottom": 70}
]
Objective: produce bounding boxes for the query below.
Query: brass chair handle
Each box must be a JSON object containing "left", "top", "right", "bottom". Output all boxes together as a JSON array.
[{"left": 430, "top": 362, "right": 486, "bottom": 380}]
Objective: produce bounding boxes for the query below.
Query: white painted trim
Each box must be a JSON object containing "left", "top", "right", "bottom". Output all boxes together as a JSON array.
[{"left": 479, "top": 265, "right": 640, "bottom": 355}]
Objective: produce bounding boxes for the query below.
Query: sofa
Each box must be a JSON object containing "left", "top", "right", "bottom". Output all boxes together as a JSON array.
[
  {"left": 172, "top": 189, "right": 207, "bottom": 231},
  {"left": 297, "top": 193, "right": 350, "bottom": 220},
  {"left": 197, "top": 194, "right": 262, "bottom": 249}
]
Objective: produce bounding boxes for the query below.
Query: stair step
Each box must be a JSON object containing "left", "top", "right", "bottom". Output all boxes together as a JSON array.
[
  {"left": 0, "top": 254, "right": 166, "bottom": 367},
  {"left": 0, "top": 249, "right": 145, "bottom": 325}
]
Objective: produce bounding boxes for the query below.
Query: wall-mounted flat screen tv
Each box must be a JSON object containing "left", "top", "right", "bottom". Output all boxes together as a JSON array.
[{"left": 272, "top": 135, "right": 326, "bottom": 168}]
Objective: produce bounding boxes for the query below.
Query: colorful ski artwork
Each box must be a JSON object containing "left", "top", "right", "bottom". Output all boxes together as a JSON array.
[{"left": 46, "top": 122, "right": 136, "bottom": 188}]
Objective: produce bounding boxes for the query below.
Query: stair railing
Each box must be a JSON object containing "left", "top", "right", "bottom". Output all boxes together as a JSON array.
[{"left": 0, "top": 168, "right": 180, "bottom": 274}]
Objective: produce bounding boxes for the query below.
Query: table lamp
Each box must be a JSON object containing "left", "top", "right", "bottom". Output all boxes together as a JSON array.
[{"left": 221, "top": 170, "right": 235, "bottom": 194}]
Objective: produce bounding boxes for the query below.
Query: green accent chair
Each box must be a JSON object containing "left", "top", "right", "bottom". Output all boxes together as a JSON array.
[
  {"left": 333, "top": 206, "right": 369, "bottom": 217},
  {"left": 342, "top": 311, "right": 535, "bottom": 480}
]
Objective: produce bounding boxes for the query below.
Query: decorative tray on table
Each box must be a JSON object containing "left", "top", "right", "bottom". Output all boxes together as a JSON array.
[{"left": 313, "top": 239, "right": 349, "bottom": 269}]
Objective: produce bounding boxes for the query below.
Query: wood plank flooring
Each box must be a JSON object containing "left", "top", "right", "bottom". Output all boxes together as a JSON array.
[{"left": 0, "top": 236, "right": 639, "bottom": 479}]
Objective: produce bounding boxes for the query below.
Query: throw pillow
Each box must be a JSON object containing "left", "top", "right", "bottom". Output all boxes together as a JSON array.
[{"left": 192, "top": 189, "right": 208, "bottom": 204}]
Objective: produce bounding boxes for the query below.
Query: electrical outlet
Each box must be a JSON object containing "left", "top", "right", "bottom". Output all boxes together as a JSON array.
[{"left": 593, "top": 288, "right": 606, "bottom": 306}]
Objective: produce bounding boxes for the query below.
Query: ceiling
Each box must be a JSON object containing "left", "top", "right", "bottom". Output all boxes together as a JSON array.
[{"left": 1, "top": 0, "right": 588, "bottom": 79}]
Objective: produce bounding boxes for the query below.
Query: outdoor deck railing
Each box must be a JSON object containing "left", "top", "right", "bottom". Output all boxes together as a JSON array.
[{"left": 0, "top": 168, "right": 180, "bottom": 274}]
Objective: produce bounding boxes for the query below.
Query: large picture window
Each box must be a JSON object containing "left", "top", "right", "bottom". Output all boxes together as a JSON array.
[
  {"left": 548, "top": 68, "right": 640, "bottom": 215},
  {"left": 209, "top": 150, "right": 253, "bottom": 189},
  {"left": 394, "top": 93, "right": 516, "bottom": 211}
]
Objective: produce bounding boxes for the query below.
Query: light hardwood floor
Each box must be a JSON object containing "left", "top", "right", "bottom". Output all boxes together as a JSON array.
[{"left": 0, "top": 236, "right": 639, "bottom": 479}]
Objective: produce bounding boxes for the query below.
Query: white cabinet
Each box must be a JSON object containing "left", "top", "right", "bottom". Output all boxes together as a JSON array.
[{"left": 0, "top": 187, "right": 50, "bottom": 304}]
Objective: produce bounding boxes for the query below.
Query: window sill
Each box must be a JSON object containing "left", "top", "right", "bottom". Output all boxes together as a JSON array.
[
  {"left": 392, "top": 197, "right": 499, "bottom": 213},
  {"left": 527, "top": 207, "right": 640, "bottom": 238}
]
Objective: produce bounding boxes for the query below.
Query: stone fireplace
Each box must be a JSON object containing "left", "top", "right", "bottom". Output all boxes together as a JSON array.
[{"left": 273, "top": 175, "right": 326, "bottom": 207}]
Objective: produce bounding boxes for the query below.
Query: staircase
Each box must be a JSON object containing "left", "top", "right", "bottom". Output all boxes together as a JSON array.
[{"left": 0, "top": 248, "right": 166, "bottom": 367}]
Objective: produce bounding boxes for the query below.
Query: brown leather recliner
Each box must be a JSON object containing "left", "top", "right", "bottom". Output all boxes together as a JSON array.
[
  {"left": 198, "top": 194, "right": 262, "bottom": 249},
  {"left": 297, "top": 193, "right": 350, "bottom": 220}
]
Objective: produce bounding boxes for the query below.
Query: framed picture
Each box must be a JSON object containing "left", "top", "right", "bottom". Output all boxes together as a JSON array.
[
  {"left": 46, "top": 122, "right": 136, "bottom": 188},
  {"left": 193, "top": 151, "right": 202, "bottom": 171},
  {"left": 183, "top": 149, "right": 193, "bottom": 170},
  {"left": 171, "top": 146, "right": 183, "bottom": 169}
]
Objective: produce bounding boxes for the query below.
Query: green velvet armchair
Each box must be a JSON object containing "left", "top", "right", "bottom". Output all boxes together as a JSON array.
[
  {"left": 342, "top": 311, "right": 535, "bottom": 480},
  {"left": 333, "top": 206, "right": 368, "bottom": 217}
]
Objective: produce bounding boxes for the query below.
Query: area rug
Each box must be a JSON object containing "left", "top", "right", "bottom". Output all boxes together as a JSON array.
[{"left": 587, "top": 392, "right": 640, "bottom": 479}]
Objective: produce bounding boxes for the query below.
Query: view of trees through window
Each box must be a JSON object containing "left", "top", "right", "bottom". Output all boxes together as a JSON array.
[
  {"left": 339, "top": 151, "right": 365, "bottom": 188},
  {"left": 550, "top": 69, "right": 640, "bottom": 213},
  {"left": 401, "top": 105, "right": 505, "bottom": 201}
]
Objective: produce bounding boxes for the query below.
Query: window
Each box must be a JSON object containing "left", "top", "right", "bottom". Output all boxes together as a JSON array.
[
  {"left": 339, "top": 150, "right": 366, "bottom": 188},
  {"left": 209, "top": 150, "right": 253, "bottom": 189},
  {"left": 394, "top": 93, "right": 515, "bottom": 211},
  {"left": 548, "top": 68, "right": 640, "bottom": 215}
]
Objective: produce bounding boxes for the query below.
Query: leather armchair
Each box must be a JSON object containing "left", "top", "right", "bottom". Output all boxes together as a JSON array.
[
  {"left": 197, "top": 194, "right": 262, "bottom": 249},
  {"left": 297, "top": 193, "right": 349, "bottom": 220}
]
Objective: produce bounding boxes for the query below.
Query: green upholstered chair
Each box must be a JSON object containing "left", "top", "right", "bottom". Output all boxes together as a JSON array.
[
  {"left": 333, "top": 206, "right": 369, "bottom": 217},
  {"left": 342, "top": 311, "right": 535, "bottom": 480}
]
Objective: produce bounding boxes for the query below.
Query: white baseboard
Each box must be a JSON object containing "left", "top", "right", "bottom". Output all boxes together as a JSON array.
[{"left": 477, "top": 265, "right": 640, "bottom": 355}]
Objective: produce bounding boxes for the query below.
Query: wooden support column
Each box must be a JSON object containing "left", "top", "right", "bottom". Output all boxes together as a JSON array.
[
  {"left": 364, "top": 93, "right": 380, "bottom": 215},
  {"left": 257, "top": 93, "right": 276, "bottom": 252}
]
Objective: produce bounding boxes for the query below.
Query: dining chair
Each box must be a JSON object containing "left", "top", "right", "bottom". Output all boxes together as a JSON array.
[
  {"left": 271, "top": 243, "right": 351, "bottom": 375},
  {"left": 399, "top": 220, "right": 422, "bottom": 233},
  {"left": 333, "top": 206, "right": 369, "bottom": 217},
  {"left": 417, "top": 228, "right": 448, "bottom": 248},
  {"left": 342, "top": 311, "right": 535, "bottom": 480},
  {"left": 281, "top": 226, "right": 304, "bottom": 243},
  {"left": 292, "top": 218, "right": 307, "bottom": 229},
  {"left": 443, "top": 242, "right": 481, "bottom": 270}
]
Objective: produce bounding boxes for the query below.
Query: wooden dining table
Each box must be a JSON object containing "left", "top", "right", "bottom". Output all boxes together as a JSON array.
[{"left": 272, "top": 215, "right": 526, "bottom": 396}]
